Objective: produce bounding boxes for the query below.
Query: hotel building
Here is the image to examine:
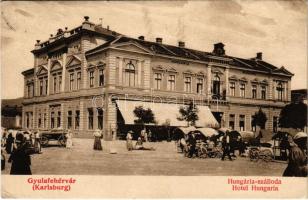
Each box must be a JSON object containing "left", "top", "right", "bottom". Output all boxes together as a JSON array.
[{"left": 22, "top": 17, "right": 293, "bottom": 139}]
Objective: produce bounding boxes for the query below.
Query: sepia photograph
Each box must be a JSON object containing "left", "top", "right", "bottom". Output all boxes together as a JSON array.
[{"left": 1, "top": 0, "right": 307, "bottom": 198}]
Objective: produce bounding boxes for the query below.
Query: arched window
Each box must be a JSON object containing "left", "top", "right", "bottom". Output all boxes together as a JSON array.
[
  {"left": 212, "top": 74, "right": 220, "bottom": 96},
  {"left": 276, "top": 82, "right": 284, "bottom": 101},
  {"left": 125, "top": 62, "right": 135, "bottom": 87}
]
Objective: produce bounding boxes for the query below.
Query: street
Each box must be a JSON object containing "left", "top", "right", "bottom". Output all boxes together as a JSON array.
[{"left": 2, "top": 138, "right": 287, "bottom": 176}]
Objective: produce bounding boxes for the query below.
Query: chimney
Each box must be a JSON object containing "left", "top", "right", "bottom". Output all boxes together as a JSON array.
[
  {"left": 256, "top": 52, "right": 262, "bottom": 60},
  {"left": 35, "top": 40, "right": 41, "bottom": 49},
  {"left": 178, "top": 41, "right": 185, "bottom": 48},
  {"left": 107, "top": 25, "right": 110, "bottom": 30},
  {"left": 138, "top": 36, "right": 144, "bottom": 40},
  {"left": 213, "top": 42, "right": 225, "bottom": 56},
  {"left": 156, "top": 37, "right": 162, "bottom": 44},
  {"left": 84, "top": 16, "right": 89, "bottom": 22}
]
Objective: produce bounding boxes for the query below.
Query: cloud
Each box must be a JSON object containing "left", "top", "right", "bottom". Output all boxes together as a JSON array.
[
  {"left": 277, "top": 0, "right": 306, "bottom": 13},
  {"left": 15, "top": 9, "right": 33, "bottom": 17},
  {"left": 1, "top": 36, "right": 14, "bottom": 46},
  {"left": 207, "top": 16, "right": 267, "bottom": 38},
  {"left": 207, "top": 0, "right": 243, "bottom": 15}
]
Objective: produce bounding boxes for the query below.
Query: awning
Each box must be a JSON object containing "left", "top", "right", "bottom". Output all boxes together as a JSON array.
[
  {"left": 196, "top": 127, "right": 219, "bottom": 137},
  {"left": 115, "top": 100, "right": 219, "bottom": 127}
]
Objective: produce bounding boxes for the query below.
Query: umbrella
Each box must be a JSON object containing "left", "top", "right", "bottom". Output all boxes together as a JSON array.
[
  {"left": 239, "top": 131, "right": 254, "bottom": 139},
  {"left": 197, "top": 128, "right": 219, "bottom": 137},
  {"left": 293, "top": 132, "right": 308, "bottom": 140}
]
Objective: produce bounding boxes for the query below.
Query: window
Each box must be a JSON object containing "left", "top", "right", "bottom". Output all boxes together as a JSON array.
[
  {"left": 240, "top": 83, "right": 245, "bottom": 97},
  {"left": 251, "top": 115, "right": 256, "bottom": 132},
  {"left": 57, "top": 111, "right": 61, "bottom": 128},
  {"left": 229, "top": 114, "right": 235, "bottom": 130},
  {"left": 75, "top": 110, "right": 80, "bottom": 129},
  {"left": 44, "top": 79, "right": 48, "bottom": 95},
  {"left": 239, "top": 115, "right": 245, "bottom": 131},
  {"left": 89, "top": 71, "right": 94, "bottom": 88},
  {"left": 197, "top": 78, "right": 203, "bottom": 94},
  {"left": 252, "top": 85, "right": 257, "bottom": 99},
  {"left": 38, "top": 114, "right": 42, "bottom": 128},
  {"left": 184, "top": 77, "right": 192, "bottom": 93},
  {"left": 276, "top": 82, "right": 284, "bottom": 101},
  {"left": 168, "top": 75, "right": 175, "bottom": 91},
  {"left": 261, "top": 86, "right": 266, "bottom": 99},
  {"left": 43, "top": 113, "right": 47, "bottom": 128},
  {"left": 154, "top": 73, "right": 162, "bottom": 90},
  {"left": 88, "top": 108, "right": 93, "bottom": 130},
  {"left": 125, "top": 62, "right": 135, "bottom": 87},
  {"left": 51, "top": 112, "right": 55, "bottom": 129},
  {"left": 58, "top": 75, "right": 62, "bottom": 92},
  {"left": 39, "top": 79, "right": 43, "bottom": 96},
  {"left": 99, "top": 69, "right": 104, "bottom": 86},
  {"left": 26, "top": 113, "right": 30, "bottom": 128},
  {"left": 97, "top": 109, "right": 103, "bottom": 130},
  {"left": 77, "top": 72, "right": 81, "bottom": 90},
  {"left": 212, "top": 75, "right": 220, "bottom": 95},
  {"left": 53, "top": 76, "right": 57, "bottom": 93},
  {"left": 67, "top": 111, "right": 72, "bottom": 129},
  {"left": 69, "top": 73, "right": 74, "bottom": 91},
  {"left": 229, "top": 82, "right": 235, "bottom": 96},
  {"left": 273, "top": 116, "right": 278, "bottom": 133}
]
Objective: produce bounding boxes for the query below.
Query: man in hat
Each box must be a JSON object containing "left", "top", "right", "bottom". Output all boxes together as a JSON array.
[
  {"left": 221, "top": 131, "right": 232, "bottom": 161},
  {"left": 8, "top": 133, "right": 32, "bottom": 175}
]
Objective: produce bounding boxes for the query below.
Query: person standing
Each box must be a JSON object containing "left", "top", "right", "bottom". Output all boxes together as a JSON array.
[
  {"left": 188, "top": 133, "right": 196, "bottom": 158},
  {"left": 93, "top": 129, "right": 103, "bottom": 151},
  {"left": 147, "top": 130, "right": 152, "bottom": 142},
  {"left": 126, "top": 131, "right": 133, "bottom": 151},
  {"left": 66, "top": 130, "right": 73, "bottom": 149},
  {"left": 34, "top": 130, "right": 42, "bottom": 153},
  {"left": 283, "top": 145, "right": 307, "bottom": 177},
  {"left": 8, "top": 133, "right": 32, "bottom": 175},
  {"left": 140, "top": 128, "right": 146, "bottom": 142},
  {"left": 221, "top": 131, "right": 232, "bottom": 161},
  {"left": 5, "top": 132, "right": 14, "bottom": 154}
]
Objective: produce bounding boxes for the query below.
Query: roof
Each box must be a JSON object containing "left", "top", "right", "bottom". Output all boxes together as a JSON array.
[
  {"left": 86, "top": 35, "right": 294, "bottom": 77},
  {"left": 21, "top": 68, "right": 34, "bottom": 76}
]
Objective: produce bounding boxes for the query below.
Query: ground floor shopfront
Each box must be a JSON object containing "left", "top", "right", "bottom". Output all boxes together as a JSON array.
[{"left": 22, "top": 92, "right": 284, "bottom": 140}]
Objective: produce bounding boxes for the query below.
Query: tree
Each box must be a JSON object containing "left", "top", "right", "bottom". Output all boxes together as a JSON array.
[
  {"left": 177, "top": 101, "right": 199, "bottom": 126},
  {"left": 251, "top": 108, "right": 268, "bottom": 129},
  {"left": 279, "top": 102, "right": 307, "bottom": 130},
  {"left": 133, "top": 106, "right": 156, "bottom": 125}
]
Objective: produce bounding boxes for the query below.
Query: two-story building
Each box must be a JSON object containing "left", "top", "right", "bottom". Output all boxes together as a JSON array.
[{"left": 22, "top": 16, "right": 293, "bottom": 140}]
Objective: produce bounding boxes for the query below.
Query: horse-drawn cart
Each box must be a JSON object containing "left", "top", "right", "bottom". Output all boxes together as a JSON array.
[{"left": 40, "top": 130, "right": 67, "bottom": 147}]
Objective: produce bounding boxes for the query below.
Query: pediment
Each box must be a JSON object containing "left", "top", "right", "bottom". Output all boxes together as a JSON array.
[
  {"left": 229, "top": 75, "right": 238, "bottom": 80},
  {"left": 196, "top": 71, "right": 205, "bottom": 77},
  {"left": 152, "top": 65, "right": 165, "bottom": 72},
  {"left": 113, "top": 42, "right": 153, "bottom": 55},
  {"left": 251, "top": 78, "right": 259, "bottom": 83},
  {"left": 183, "top": 70, "right": 194, "bottom": 75},
  {"left": 50, "top": 60, "right": 63, "bottom": 71},
  {"left": 36, "top": 65, "right": 48, "bottom": 76},
  {"left": 66, "top": 55, "right": 81, "bottom": 68},
  {"left": 239, "top": 77, "right": 248, "bottom": 82},
  {"left": 167, "top": 67, "right": 178, "bottom": 73},
  {"left": 211, "top": 68, "right": 223, "bottom": 75}
]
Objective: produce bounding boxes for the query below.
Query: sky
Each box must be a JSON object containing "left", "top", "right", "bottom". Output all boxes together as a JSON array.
[{"left": 1, "top": 0, "right": 307, "bottom": 99}]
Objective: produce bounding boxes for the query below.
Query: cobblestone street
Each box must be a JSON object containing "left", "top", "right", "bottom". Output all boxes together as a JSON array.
[{"left": 2, "top": 138, "right": 287, "bottom": 176}]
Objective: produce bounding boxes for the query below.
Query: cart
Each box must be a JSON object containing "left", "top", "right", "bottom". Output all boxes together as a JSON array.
[
  {"left": 248, "top": 142, "right": 273, "bottom": 162},
  {"left": 40, "top": 130, "right": 67, "bottom": 147}
]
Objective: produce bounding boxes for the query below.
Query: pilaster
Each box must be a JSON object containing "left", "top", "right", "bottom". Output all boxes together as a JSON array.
[
  {"left": 118, "top": 57, "right": 123, "bottom": 85},
  {"left": 143, "top": 59, "right": 151, "bottom": 90},
  {"left": 206, "top": 65, "right": 212, "bottom": 99},
  {"left": 62, "top": 53, "right": 67, "bottom": 92},
  {"left": 47, "top": 59, "right": 51, "bottom": 95},
  {"left": 138, "top": 60, "right": 142, "bottom": 87}
]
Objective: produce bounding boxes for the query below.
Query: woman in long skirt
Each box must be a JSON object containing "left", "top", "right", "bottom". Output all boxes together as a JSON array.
[
  {"left": 93, "top": 129, "right": 103, "bottom": 151},
  {"left": 126, "top": 131, "right": 133, "bottom": 151},
  {"left": 66, "top": 130, "right": 73, "bottom": 149}
]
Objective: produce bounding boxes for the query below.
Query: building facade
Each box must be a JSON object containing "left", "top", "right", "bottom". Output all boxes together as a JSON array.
[{"left": 22, "top": 16, "right": 293, "bottom": 140}]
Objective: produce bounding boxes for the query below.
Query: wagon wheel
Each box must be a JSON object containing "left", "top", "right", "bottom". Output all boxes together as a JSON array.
[
  {"left": 58, "top": 135, "right": 67, "bottom": 147},
  {"left": 215, "top": 149, "right": 223, "bottom": 158},
  {"left": 260, "top": 149, "right": 273, "bottom": 162},
  {"left": 249, "top": 149, "right": 259, "bottom": 162},
  {"left": 198, "top": 147, "right": 207, "bottom": 158},
  {"left": 40, "top": 136, "right": 49, "bottom": 147}
]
